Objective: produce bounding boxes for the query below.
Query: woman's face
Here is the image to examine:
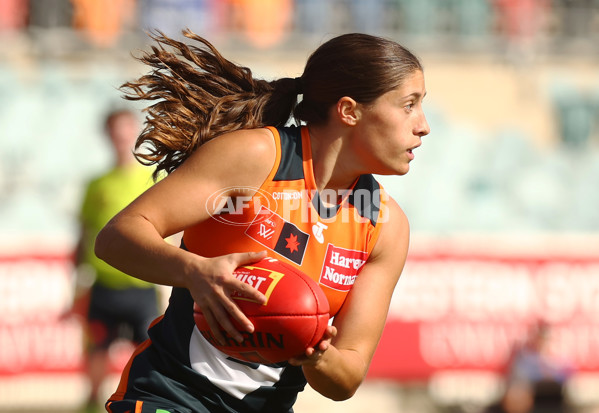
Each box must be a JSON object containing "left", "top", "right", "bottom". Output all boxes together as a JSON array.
[{"left": 352, "top": 70, "right": 430, "bottom": 176}]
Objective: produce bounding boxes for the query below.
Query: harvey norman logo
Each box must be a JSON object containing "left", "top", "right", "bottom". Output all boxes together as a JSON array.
[{"left": 319, "top": 244, "right": 367, "bottom": 291}]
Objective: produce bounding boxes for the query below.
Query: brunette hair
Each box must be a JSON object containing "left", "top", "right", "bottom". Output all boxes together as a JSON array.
[
  {"left": 296, "top": 33, "right": 423, "bottom": 124},
  {"left": 122, "top": 30, "right": 422, "bottom": 179}
]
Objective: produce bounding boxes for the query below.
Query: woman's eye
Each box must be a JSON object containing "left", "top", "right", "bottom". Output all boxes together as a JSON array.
[{"left": 404, "top": 104, "right": 413, "bottom": 112}]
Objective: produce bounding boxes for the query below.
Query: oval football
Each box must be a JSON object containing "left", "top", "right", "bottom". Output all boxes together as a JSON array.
[{"left": 193, "top": 257, "right": 330, "bottom": 364}]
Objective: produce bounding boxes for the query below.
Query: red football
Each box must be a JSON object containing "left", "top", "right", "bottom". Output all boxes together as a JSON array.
[{"left": 193, "top": 257, "right": 330, "bottom": 364}]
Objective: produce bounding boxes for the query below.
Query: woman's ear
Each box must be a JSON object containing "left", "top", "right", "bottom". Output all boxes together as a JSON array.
[{"left": 336, "top": 96, "right": 360, "bottom": 126}]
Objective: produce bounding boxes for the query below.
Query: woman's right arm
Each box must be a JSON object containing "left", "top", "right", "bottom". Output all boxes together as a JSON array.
[{"left": 94, "top": 128, "right": 276, "bottom": 342}]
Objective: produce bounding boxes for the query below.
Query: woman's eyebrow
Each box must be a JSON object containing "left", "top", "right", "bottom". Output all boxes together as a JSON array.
[{"left": 401, "top": 91, "right": 427, "bottom": 100}]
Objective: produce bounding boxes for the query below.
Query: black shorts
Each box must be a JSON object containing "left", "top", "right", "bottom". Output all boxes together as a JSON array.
[{"left": 87, "top": 283, "right": 159, "bottom": 351}]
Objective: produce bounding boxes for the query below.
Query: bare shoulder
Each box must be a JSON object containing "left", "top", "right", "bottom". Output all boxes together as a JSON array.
[
  {"left": 128, "top": 128, "right": 277, "bottom": 236},
  {"left": 179, "top": 128, "right": 277, "bottom": 188},
  {"left": 190, "top": 128, "right": 275, "bottom": 164},
  {"left": 371, "top": 195, "right": 410, "bottom": 261},
  {"left": 385, "top": 197, "right": 409, "bottom": 233}
]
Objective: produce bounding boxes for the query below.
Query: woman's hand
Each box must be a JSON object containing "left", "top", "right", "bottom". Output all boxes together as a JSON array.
[
  {"left": 187, "top": 250, "right": 268, "bottom": 344},
  {"left": 287, "top": 325, "right": 338, "bottom": 366}
]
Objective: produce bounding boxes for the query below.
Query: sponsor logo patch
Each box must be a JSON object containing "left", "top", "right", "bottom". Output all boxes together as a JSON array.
[
  {"left": 319, "top": 245, "right": 367, "bottom": 291},
  {"left": 245, "top": 206, "right": 309, "bottom": 265}
]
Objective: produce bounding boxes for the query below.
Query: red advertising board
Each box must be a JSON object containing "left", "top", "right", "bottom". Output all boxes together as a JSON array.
[
  {"left": 1, "top": 249, "right": 599, "bottom": 381},
  {"left": 368, "top": 252, "right": 599, "bottom": 380},
  {"left": 0, "top": 254, "right": 84, "bottom": 375},
  {"left": 0, "top": 252, "right": 137, "bottom": 378}
]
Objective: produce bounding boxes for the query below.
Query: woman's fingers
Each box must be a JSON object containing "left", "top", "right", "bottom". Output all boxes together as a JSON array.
[
  {"left": 200, "top": 305, "right": 226, "bottom": 345},
  {"left": 193, "top": 251, "right": 269, "bottom": 341},
  {"left": 287, "top": 326, "right": 338, "bottom": 366},
  {"left": 228, "top": 251, "right": 268, "bottom": 304},
  {"left": 220, "top": 292, "right": 256, "bottom": 335},
  {"left": 200, "top": 293, "right": 248, "bottom": 344},
  {"left": 233, "top": 250, "right": 268, "bottom": 266}
]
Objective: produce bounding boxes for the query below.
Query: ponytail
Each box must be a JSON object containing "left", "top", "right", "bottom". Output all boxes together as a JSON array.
[{"left": 121, "top": 29, "right": 300, "bottom": 180}]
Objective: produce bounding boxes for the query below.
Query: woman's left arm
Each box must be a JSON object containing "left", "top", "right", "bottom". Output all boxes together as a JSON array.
[{"left": 291, "top": 199, "right": 410, "bottom": 401}]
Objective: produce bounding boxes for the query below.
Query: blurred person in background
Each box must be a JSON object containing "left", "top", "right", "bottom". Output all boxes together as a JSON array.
[
  {"left": 483, "top": 381, "right": 535, "bottom": 413},
  {"left": 509, "top": 323, "right": 571, "bottom": 386},
  {"left": 506, "top": 322, "right": 572, "bottom": 413},
  {"left": 74, "top": 109, "right": 159, "bottom": 413},
  {"left": 482, "top": 323, "right": 572, "bottom": 413},
  {"left": 94, "top": 29, "right": 429, "bottom": 413}
]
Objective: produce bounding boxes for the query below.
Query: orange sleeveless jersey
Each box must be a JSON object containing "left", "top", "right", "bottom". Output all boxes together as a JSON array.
[{"left": 182, "top": 126, "right": 388, "bottom": 316}]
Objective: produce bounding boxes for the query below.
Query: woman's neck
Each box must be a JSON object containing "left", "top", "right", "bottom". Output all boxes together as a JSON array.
[{"left": 307, "top": 125, "right": 361, "bottom": 192}]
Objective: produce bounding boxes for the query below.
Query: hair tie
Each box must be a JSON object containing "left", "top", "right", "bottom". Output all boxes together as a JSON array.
[{"left": 294, "top": 77, "right": 303, "bottom": 95}]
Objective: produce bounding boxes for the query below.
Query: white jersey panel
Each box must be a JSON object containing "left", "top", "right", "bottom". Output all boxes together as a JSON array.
[{"left": 189, "top": 326, "right": 286, "bottom": 399}]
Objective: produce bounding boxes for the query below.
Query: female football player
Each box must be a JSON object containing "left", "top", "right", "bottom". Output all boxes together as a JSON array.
[{"left": 95, "top": 30, "right": 429, "bottom": 413}]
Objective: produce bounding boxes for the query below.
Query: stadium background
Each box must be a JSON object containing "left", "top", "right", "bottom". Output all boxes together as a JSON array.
[{"left": 1, "top": 1, "right": 599, "bottom": 412}]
